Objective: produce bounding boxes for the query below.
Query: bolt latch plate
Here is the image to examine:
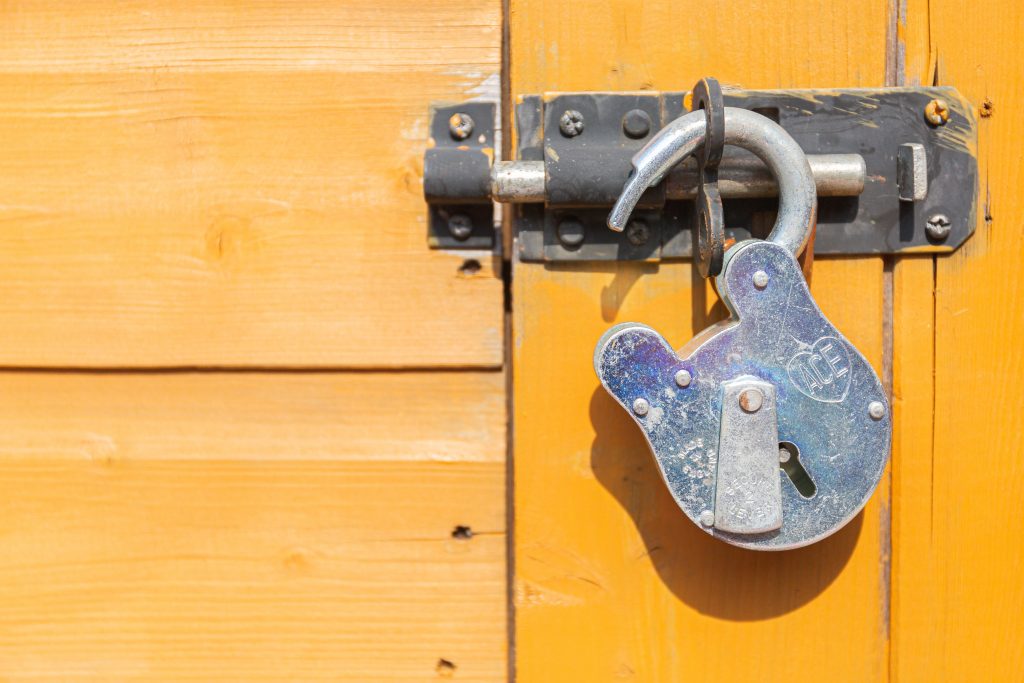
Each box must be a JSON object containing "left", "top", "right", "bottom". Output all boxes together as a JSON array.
[{"left": 423, "top": 86, "right": 978, "bottom": 258}]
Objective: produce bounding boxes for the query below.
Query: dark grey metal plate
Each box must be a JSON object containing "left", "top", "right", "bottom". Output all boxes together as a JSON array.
[
  {"left": 424, "top": 102, "right": 496, "bottom": 249},
  {"left": 515, "top": 87, "right": 977, "bottom": 261}
]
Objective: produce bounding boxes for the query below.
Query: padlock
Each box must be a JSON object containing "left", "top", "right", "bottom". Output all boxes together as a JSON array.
[{"left": 595, "top": 108, "right": 891, "bottom": 550}]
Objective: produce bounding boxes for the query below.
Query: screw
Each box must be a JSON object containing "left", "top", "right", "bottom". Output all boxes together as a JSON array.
[
  {"left": 980, "top": 99, "right": 994, "bottom": 118},
  {"left": 868, "top": 401, "right": 886, "bottom": 420},
  {"left": 559, "top": 109, "right": 585, "bottom": 137},
  {"left": 625, "top": 220, "right": 650, "bottom": 246},
  {"left": 924, "top": 98, "right": 950, "bottom": 126},
  {"left": 556, "top": 218, "right": 585, "bottom": 249},
  {"left": 752, "top": 270, "right": 769, "bottom": 289},
  {"left": 448, "top": 112, "right": 475, "bottom": 141},
  {"left": 448, "top": 214, "right": 473, "bottom": 241},
  {"left": 699, "top": 510, "right": 715, "bottom": 527},
  {"left": 674, "top": 369, "right": 692, "bottom": 388},
  {"left": 738, "top": 388, "right": 764, "bottom": 413},
  {"left": 926, "top": 213, "right": 952, "bottom": 241},
  {"left": 622, "top": 109, "right": 652, "bottom": 139},
  {"left": 779, "top": 447, "right": 791, "bottom": 464},
  {"left": 632, "top": 397, "right": 650, "bottom": 417}
]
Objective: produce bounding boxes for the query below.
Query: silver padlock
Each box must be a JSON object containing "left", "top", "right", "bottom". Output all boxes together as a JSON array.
[{"left": 594, "top": 108, "right": 891, "bottom": 550}]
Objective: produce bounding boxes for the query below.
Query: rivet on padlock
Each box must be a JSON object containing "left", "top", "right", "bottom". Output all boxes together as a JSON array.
[{"left": 597, "top": 105, "right": 891, "bottom": 550}]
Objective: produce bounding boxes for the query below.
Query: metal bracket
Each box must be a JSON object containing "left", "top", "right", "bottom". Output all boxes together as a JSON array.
[
  {"left": 423, "top": 101, "right": 497, "bottom": 249},
  {"left": 423, "top": 87, "right": 978, "bottom": 260}
]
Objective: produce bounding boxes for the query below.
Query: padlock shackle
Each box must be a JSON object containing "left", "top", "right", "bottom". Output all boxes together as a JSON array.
[{"left": 608, "top": 107, "right": 816, "bottom": 258}]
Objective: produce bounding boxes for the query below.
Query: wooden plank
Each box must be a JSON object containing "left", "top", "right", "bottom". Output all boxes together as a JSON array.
[
  {"left": 0, "top": 2, "right": 502, "bottom": 368},
  {"left": 509, "top": 2, "right": 892, "bottom": 680},
  {"left": 892, "top": 0, "right": 1024, "bottom": 678},
  {"left": 890, "top": 256, "right": 937, "bottom": 680},
  {"left": 0, "top": 371, "right": 506, "bottom": 681}
]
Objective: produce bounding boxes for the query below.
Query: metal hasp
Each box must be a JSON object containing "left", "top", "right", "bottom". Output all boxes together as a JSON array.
[
  {"left": 422, "top": 87, "right": 978, "bottom": 258},
  {"left": 594, "top": 240, "right": 892, "bottom": 549}
]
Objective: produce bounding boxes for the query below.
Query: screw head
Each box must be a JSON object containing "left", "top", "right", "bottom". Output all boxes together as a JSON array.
[
  {"left": 779, "top": 447, "right": 792, "bottom": 464},
  {"left": 559, "top": 109, "right": 585, "bottom": 137},
  {"left": 447, "top": 214, "right": 473, "bottom": 241},
  {"left": 622, "top": 109, "right": 652, "bottom": 139},
  {"left": 699, "top": 510, "right": 715, "bottom": 527},
  {"left": 448, "top": 112, "right": 475, "bottom": 141},
  {"left": 926, "top": 213, "right": 952, "bottom": 241},
  {"left": 868, "top": 401, "right": 886, "bottom": 420},
  {"left": 556, "top": 218, "right": 585, "bottom": 249},
  {"left": 752, "top": 270, "right": 770, "bottom": 289},
  {"left": 674, "top": 368, "right": 692, "bottom": 388},
  {"left": 625, "top": 220, "right": 650, "bottom": 246},
  {"left": 632, "top": 397, "right": 650, "bottom": 417},
  {"left": 739, "top": 388, "right": 764, "bottom": 413},
  {"left": 924, "top": 98, "right": 950, "bottom": 126}
]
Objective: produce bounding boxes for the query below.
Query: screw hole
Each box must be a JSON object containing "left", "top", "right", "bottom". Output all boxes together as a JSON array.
[
  {"left": 458, "top": 259, "right": 481, "bottom": 276},
  {"left": 436, "top": 658, "right": 457, "bottom": 677},
  {"left": 779, "top": 441, "right": 816, "bottom": 499},
  {"left": 451, "top": 525, "right": 473, "bottom": 540}
]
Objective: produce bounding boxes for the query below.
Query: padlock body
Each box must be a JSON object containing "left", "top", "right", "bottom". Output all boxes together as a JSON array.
[{"left": 594, "top": 240, "right": 891, "bottom": 550}]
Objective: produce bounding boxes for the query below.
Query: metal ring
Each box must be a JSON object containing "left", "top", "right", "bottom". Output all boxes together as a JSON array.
[
  {"left": 692, "top": 77, "right": 724, "bottom": 170},
  {"left": 691, "top": 77, "right": 726, "bottom": 277},
  {"left": 607, "top": 108, "right": 817, "bottom": 258}
]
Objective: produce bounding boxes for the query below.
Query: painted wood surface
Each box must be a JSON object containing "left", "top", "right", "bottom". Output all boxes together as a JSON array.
[
  {"left": 892, "top": 0, "right": 1024, "bottom": 679},
  {"left": 0, "top": 371, "right": 507, "bottom": 681},
  {"left": 509, "top": 1, "right": 893, "bottom": 680},
  {"left": 0, "top": 3, "right": 509, "bottom": 681},
  {"left": 0, "top": 2, "right": 502, "bottom": 368},
  {"left": 509, "top": 1, "right": 897, "bottom": 679}
]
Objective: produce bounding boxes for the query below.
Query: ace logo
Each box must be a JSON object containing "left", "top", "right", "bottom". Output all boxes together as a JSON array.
[{"left": 786, "top": 336, "right": 852, "bottom": 403}]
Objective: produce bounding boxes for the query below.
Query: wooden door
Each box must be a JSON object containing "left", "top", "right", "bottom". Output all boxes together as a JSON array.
[
  {"left": 509, "top": 1, "right": 1022, "bottom": 681},
  {"left": 0, "top": 3, "right": 506, "bottom": 681},
  {"left": 0, "top": 2, "right": 1020, "bottom": 681}
]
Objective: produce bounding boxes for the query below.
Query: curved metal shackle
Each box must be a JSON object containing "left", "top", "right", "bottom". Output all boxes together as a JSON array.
[{"left": 608, "top": 107, "right": 817, "bottom": 257}]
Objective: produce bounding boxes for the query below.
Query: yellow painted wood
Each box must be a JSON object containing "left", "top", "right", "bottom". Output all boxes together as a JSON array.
[
  {"left": 510, "top": 2, "right": 894, "bottom": 680},
  {"left": 0, "top": 4, "right": 510, "bottom": 680},
  {"left": 890, "top": 256, "right": 937, "bottom": 680},
  {"left": 0, "top": 1, "right": 502, "bottom": 368},
  {"left": 0, "top": 371, "right": 506, "bottom": 681},
  {"left": 892, "top": 0, "right": 1024, "bottom": 678}
]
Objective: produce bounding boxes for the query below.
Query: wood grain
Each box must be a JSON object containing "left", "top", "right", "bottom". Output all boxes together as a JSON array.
[
  {"left": 0, "top": 1, "right": 502, "bottom": 368},
  {"left": 509, "top": 1, "right": 892, "bottom": 679},
  {"left": 892, "top": 0, "right": 1024, "bottom": 678},
  {"left": 0, "top": 370, "right": 507, "bottom": 681}
]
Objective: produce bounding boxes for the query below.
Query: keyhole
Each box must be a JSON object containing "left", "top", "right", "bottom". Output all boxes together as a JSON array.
[{"left": 779, "top": 441, "right": 817, "bottom": 498}]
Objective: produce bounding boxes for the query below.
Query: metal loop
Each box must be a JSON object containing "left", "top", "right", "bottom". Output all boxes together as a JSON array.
[
  {"left": 691, "top": 77, "right": 726, "bottom": 277},
  {"left": 692, "top": 77, "right": 725, "bottom": 170},
  {"left": 607, "top": 108, "right": 817, "bottom": 259}
]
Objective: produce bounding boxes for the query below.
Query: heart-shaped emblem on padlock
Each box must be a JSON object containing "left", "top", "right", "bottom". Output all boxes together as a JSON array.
[{"left": 786, "top": 336, "right": 852, "bottom": 403}]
